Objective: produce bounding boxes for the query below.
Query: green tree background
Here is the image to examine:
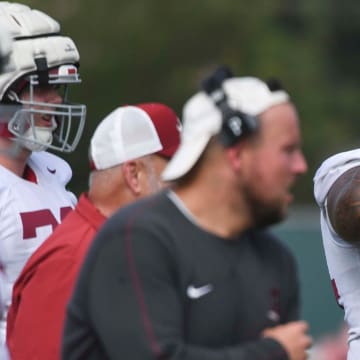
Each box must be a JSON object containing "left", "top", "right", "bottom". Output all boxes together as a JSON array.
[{"left": 22, "top": 0, "right": 360, "bottom": 201}]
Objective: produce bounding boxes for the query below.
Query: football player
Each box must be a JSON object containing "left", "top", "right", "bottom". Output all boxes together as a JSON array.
[
  {"left": 314, "top": 149, "right": 360, "bottom": 360},
  {"left": 0, "top": 16, "right": 13, "bottom": 360},
  {"left": 0, "top": 2, "right": 86, "bottom": 344}
]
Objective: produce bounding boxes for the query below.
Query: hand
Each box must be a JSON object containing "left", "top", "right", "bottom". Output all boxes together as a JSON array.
[
  {"left": 310, "top": 325, "right": 348, "bottom": 360},
  {"left": 262, "top": 320, "right": 312, "bottom": 360}
]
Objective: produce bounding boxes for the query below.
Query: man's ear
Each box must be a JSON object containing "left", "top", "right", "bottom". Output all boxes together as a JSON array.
[
  {"left": 225, "top": 143, "right": 245, "bottom": 171},
  {"left": 122, "top": 160, "right": 142, "bottom": 195}
]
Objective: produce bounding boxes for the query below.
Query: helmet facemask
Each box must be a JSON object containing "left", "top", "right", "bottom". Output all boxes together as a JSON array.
[{"left": 6, "top": 64, "right": 86, "bottom": 153}]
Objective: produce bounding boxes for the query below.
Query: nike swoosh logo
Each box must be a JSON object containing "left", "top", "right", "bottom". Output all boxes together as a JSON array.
[
  {"left": 267, "top": 309, "right": 280, "bottom": 323},
  {"left": 47, "top": 167, "right": 56, "bottom": 174},
  {"left": 187, "top": 284, "right": 213, "bottom": 299}
]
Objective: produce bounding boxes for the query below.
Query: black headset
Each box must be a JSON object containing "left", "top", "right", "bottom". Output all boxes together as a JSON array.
[{"left": 201, "top": 65, "right": 259, "bottom": 147}]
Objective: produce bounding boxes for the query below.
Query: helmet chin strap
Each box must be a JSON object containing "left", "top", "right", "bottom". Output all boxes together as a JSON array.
[
  {"left": 20, "top": 127, "right": 53, "bottom": 151},
  {"left": 14, "top": 116, "right": 57, "bottom": 152}
]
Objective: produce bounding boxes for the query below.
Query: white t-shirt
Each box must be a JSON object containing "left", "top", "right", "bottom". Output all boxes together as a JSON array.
[
  {"left": 314, "top": 149, "right": 360, "bottom": 360},
  {"left": 0, "top": 151, "right": 77, "bottom": 344}
]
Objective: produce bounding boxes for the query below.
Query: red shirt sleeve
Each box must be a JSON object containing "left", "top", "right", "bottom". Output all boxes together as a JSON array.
[{"left": 7, "top": 254, "right": 78, "bottom": 360}]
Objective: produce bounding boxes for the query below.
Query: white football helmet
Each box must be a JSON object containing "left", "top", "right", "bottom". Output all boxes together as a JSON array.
[
  {"left": 0, "top": 2, "right": 86, "bottom": 152},
  {"left": 0, "top": 12, "right": 22, "bottom": 155}
]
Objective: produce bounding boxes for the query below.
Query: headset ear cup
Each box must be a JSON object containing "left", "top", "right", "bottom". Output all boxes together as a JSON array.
[
  {"left": 219, "top": 108, "right": 258, "bottom": 147},
  {"left": 220, "top": 111, "right": 243, "bottom": 147},
  {"left": 201, "top": 65, "right": 234, "bottom": 94},
  {"left": 201, "top": 65, "right": 259, "bottom": 147}
]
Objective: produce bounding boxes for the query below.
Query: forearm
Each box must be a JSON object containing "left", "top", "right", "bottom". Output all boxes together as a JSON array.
[{"left": 327, "top": 166, "right": 360, "bottom": 244}]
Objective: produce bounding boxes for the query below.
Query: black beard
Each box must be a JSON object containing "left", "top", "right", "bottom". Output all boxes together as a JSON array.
[{"left": 243, "top": 186, "right": 287, "bottom": 229}]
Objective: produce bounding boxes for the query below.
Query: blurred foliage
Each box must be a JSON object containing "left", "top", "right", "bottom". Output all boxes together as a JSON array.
[{"left": 20, "top": 0, "right": 360, "bottom": 203}]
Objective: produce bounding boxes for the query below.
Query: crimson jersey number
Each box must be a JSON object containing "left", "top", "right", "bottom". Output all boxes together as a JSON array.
[{"left": 20, "top": 207, "right": 72, "bottom": 240}]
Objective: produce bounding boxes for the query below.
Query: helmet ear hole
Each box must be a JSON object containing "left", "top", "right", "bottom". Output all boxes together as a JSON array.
[{"left": 6, "top": 90, "right": 21, "bottom": 103}]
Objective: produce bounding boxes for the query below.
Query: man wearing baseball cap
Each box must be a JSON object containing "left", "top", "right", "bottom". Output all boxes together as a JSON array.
[
  {"left": 6, "top": 102, "right": 181, "bottom": 360},
  {"left": 63, "top": 67, "right": 310, "bottom": 360}
]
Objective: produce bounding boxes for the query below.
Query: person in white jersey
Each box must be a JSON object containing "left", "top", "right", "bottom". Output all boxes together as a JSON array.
[
  {"left": 0, "top": 17, "right": 14, "bottom": 360},
  {"left": 0, "top": 2, "right": 86, "bottom": 345},
  {"left": 314, "top": 149, "right": 360, "bottom": 360}
]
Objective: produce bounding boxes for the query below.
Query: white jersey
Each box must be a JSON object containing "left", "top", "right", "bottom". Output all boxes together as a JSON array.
[
  {"left": 0, "top": 151, "right": 77, "bottom": 345},
  {"left": 314, "top": 149, "right": 360, "bottom": 360},
  {"left": 0, "top": 269, "right": 9, "bottom": 359}
]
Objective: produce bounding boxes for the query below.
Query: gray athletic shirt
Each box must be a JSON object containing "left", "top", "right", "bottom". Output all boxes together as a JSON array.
[{"left": 62, "top": 190, "right": 299, "bottom": 359}]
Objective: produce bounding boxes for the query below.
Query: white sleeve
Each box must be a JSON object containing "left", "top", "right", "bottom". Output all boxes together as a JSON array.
[
  {"left": 348, "top": 335, "right": 360, "bottom": 360},
  {"left": 314, "top": 149, "right": 360, "bottom": 360}
]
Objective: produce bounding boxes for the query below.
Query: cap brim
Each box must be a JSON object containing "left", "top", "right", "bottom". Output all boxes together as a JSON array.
[{"left": 162, "top": 134, "right": 211, "bottom": 181}]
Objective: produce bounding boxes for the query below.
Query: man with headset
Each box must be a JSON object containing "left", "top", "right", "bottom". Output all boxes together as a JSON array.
[{"left": 62, "top": 67, "right": 311, "bottom": 360}]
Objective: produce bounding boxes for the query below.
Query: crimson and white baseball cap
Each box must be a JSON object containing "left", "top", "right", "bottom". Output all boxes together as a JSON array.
[
  {"left": 89, "top": 103, "right": 181, "bottom": 170},
  {"left": 135, "top": 103, "right": 181, "bottom": 159},
  {"left": 162, "top": 77, "right": 289, "bottom": 181}
]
